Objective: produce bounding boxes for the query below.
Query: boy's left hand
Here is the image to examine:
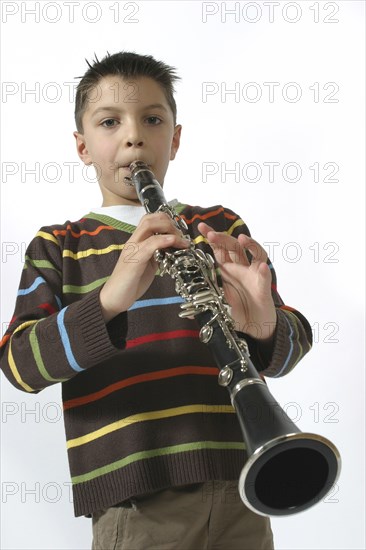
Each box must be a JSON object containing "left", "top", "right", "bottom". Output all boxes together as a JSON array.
[{"left": 198, "top": 222, "right": 277, "bottom": 341}]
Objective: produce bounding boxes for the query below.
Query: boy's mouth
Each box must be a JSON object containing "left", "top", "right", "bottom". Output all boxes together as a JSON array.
[
  {"left": 120, "top": 162, "right": 150, "bottom": 169},
  {"left": 119, "top": 162, "right": 151, "bottom": 184}
]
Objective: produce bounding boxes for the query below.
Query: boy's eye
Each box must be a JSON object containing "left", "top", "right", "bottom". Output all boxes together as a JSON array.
[
  {"left": 146, "top": 116, "right": 162, "bottom": 125},
  {"left": 101, "top": 119, "right": 118, "bottom": 127}
]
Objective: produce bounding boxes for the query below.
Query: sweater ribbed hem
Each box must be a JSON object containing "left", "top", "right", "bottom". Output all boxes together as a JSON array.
[{"left": 72, "top": 449, "right": 246, "bottom": 517}]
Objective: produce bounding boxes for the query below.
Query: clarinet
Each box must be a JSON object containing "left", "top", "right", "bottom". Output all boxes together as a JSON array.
[{"left": 129, "top": 160, "right": 341, "bottom": 517}]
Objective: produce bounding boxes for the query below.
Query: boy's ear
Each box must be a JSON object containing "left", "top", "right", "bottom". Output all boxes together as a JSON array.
[
  {"left": 73, "top": 131, "right": 92, "bottom": 165},
  {"left": 170, "top": 124, "right": 182, "bottom": 161}
]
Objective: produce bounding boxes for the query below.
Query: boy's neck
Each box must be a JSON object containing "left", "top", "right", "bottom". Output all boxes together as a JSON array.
[{"left": 101, "top": 199, "right": 142, "bottom": 207}]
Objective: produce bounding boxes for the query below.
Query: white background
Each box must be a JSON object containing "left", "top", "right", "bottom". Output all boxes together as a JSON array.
[{"left": 0, "top": 1, "right": 365, "bottom": 548}]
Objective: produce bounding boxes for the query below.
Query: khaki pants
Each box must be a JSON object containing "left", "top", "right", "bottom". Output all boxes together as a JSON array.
[{"left": 91, "top": 481, "right": 274, "bottom": 550}]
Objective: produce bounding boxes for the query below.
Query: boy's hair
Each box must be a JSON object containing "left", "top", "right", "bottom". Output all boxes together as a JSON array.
[{"left": 74, "top": 51, "right": 180, "bottom": 133}]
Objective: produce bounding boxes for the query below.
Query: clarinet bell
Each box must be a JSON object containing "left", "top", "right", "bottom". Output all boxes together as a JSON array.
[{"left": 233, "top": 382, "right": 341, "bottom": 516}]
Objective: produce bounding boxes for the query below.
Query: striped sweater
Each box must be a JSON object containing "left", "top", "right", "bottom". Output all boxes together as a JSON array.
[{"left": 0, "top": 203, "right": 312, "bottom": 517}]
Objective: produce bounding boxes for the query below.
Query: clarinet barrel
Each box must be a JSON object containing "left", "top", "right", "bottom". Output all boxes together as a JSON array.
[{"left": 129, "top": 160, "right": 341, "bottom": 517}]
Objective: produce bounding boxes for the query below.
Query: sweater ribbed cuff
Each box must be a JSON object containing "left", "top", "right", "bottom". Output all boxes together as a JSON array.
[
  {"left": 70, "top": 287, "right": 127, "bottom": 369},
  {"left": 261, "top": 308, "right": 289, "bottom": 377},
  {"left": 239, "top": 332, "right": 275, "bottom": 373}
]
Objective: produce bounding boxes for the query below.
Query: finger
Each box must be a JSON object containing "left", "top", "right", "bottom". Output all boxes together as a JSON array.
[
  {"left": 197, "top": 221, "right": 213, "bottom": 237},
  {"left": 222, "top": 240, "right": 248, "bottom": 265},
  {"left": 121, "top": 233, "right": 189, "bottom": 268},
  {"left": 220, "top": 259, "right": 272, "bottom": 298},
  {"left": 198, "top": 222, "right": 249, "bottom": 265},
  {"left": 237, "top": 234, "right": 268, "bottom": 264},
  {"left": 257, "top": 261, "right": 273, "bottom": 296},
  {"left": 150, "top": 232, "right": 190, "bottom": 254},
  {"left": 198, "top": 222, "right": 229, "bottom": 263},
  {"left": 149, "top": 233, "right": 190, "bottom": 251},
  {"left": 135, "top": 212, "right": 184, "bottom": 241}
]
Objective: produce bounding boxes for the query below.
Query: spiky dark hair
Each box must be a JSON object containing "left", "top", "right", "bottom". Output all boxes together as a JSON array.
[{"left": 74, "top": 51, "right": 180, "bottom": 132}]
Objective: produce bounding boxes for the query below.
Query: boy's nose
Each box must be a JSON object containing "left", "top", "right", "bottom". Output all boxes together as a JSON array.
[
  {"left": 124, "top": 122, "right": 144, "bottom": 147},
  {"left": 126, "top": 138, "right": 143, "bottom": 147}
]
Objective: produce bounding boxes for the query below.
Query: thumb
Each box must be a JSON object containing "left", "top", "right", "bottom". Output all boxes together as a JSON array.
[{"left": 257, "top": 262, "right": 272, "bottom": 296}]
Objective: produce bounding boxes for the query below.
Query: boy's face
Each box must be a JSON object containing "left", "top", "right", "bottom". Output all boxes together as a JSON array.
[{"left": 74, "top": 76, "right": 181, "bottom": 206}]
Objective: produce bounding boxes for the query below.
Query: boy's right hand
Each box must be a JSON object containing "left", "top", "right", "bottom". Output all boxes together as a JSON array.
[{"left": 99, "top": 212, "right": 190, "bottom": 323}]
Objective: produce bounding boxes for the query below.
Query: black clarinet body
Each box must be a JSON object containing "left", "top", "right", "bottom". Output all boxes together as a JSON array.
[{"left": 129, "top": 161, "right": 341, "bottom": 517}]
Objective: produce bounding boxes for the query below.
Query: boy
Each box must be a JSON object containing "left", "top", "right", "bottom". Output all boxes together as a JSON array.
[{"left": 0, "top": 52, "right": 312, "bottom": 549}]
